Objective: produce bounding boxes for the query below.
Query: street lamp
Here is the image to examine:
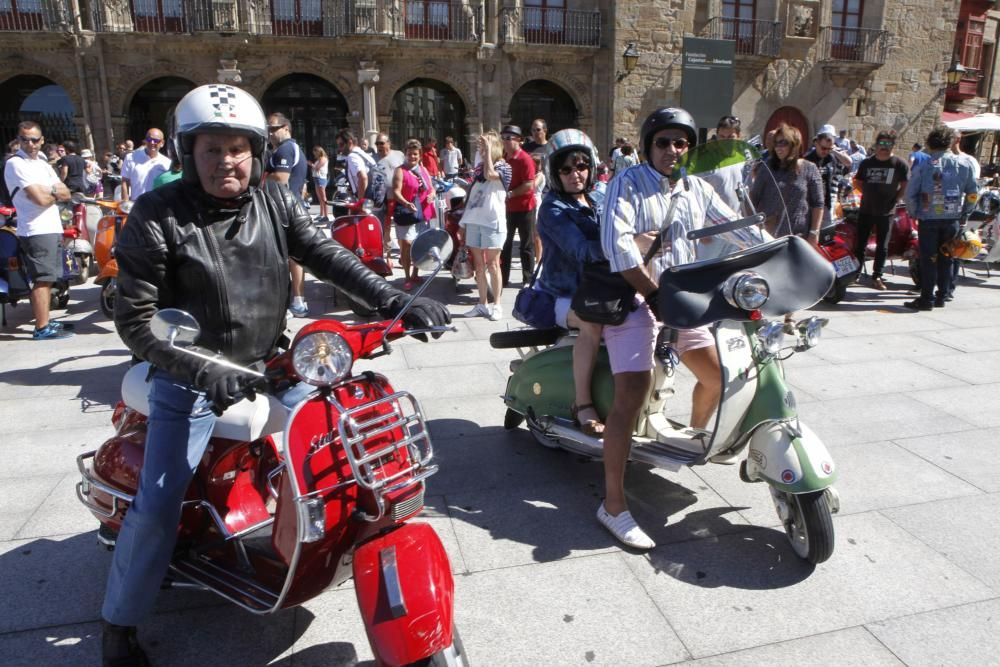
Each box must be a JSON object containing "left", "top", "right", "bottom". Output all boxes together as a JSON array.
[
  {"left": 946, "top": 58, "right": 968, "bottom": 86},
  {"left": 617, "top": 43, "right": 641, "bottom": 82}
]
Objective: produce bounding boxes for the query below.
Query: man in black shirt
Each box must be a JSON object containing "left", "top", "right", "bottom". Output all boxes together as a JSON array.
[
  {"left": 803, "top": 124, "right": 853, "bottom": 232},
  {"left": 854, "top": 130, "right": 909, "bottom": 290},
  {"left": 57, "top": 139, "right": 87, "bottom": 193}
]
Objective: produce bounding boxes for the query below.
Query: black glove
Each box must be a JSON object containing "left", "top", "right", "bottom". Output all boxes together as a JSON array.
[
  {"left": 381, "top": 294, "right": 452, "bottom": 341},
  {"left": 195, "top": 364, "right": 258, "bottom": 415},
  {"left": 644, "top": 289, "right": 663, "bottom": 323}
]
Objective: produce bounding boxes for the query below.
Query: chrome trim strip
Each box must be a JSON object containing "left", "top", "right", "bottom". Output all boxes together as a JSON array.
[{"left": 380, "top": 545, "right": 407, "bottom": 619}]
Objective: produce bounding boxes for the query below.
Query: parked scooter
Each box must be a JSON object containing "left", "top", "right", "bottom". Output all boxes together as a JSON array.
[
  {"left": 328, "top": 197, "right": 393, "bottom": 317},
  {"left": 0, "top": 205, "right": 76, "bottom": 323},
  {"left": 61, "top": 196, "right": 96, "bottom": 282},
  {"left": 85, "top": 197, "right": 133, "bottom": 318},
  {"left": 76, "top": 231, "right": 467, "bottom": 665},
  {"left": 836, "top": 202, "right": 919, "bottom": 289},
  {"left": 817, "top": 210, "right": 861, "bottom": 304},
  {"left": 490, "top": 223, "right": 841, "bottom": 564}
]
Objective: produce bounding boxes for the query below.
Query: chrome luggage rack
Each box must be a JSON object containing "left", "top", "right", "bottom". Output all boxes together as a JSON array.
[{"left": 325, "top": 387, "right": 437, "bottom": 521}]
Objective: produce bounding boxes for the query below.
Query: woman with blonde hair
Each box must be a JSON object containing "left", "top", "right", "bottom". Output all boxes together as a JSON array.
[
  {"left": 309, "top": 146, "right": 330, "bottom": 221},
  {"left": 459, "top": 130, "right": 512, "bottom": 320}
]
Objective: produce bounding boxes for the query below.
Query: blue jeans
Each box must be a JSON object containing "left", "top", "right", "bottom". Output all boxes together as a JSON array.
[
  {"left": 918, "top": 219, "right": 959, "bottom": 302},
  {"left": 102, "top": 370, "right": 217, "bottom": 626}
]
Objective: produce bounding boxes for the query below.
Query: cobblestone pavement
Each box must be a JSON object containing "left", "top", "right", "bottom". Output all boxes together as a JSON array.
[{"left": 2, "top": 245, "right": 999, "bottom": 666}]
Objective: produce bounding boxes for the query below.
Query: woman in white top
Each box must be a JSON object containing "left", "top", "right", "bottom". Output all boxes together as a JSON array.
[{"left": 309, "top": 146, "right": 330, "bottom": 221}]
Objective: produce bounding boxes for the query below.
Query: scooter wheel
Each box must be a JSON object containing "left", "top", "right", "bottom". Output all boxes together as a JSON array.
[
  {"left": 51, "top": 289, "right": 70, "bottom": 310},
  {"left": 823, "top": 281, "right": 848, "bottom": 304},
  {"left": 775, "top": 489, "right": 835, "bottom": 564},
  {"left": 504, "top": 408, "right": 524, "bottom": 430},
  {"left": 100, "top": 281, "right": 116, "bottom": 319}
]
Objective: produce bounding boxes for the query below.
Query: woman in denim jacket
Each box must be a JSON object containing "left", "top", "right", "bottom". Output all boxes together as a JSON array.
[{"left": 536, "top": 129, "right": 607, "bottom": 436}]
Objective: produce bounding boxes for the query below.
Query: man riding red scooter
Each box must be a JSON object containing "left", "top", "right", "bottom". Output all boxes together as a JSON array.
[{"left": 96, "top": 84, "right": 451, "bottom": 666}]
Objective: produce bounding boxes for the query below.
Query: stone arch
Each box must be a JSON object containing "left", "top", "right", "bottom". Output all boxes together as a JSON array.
[
  {"left": 508, "top": 69, "right": 589, "bottom": 121},
  {"left": 387, "top": 78, "right": 468, "bottom": 151},
  {"left": 377, "top": 64, "right": 477, "bottom": 120},
  {"left": 0, "top": 73, "right": 79, "bottom": 144},
  {"left": 124, "top": 76, "right": 197, "bottom": 143},
  {"left": 251, "top": 65, "right": 360, "bottom": 116},
  {"left": 0, "top": 60, "right": 83, "bottom": 119},
  {"left": 118, "top": 69, "right": 202, "bottom": 118},
  {"left": 261, "top": 73, "right": 351, "bottom": 154},
  {"left": 507, "top": 79, "right": 580, "bottom": 135}
]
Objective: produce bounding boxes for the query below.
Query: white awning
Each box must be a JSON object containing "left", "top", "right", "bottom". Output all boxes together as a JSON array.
[{"left": 945, "top": 113, "right": 1000, "bottom": 132}]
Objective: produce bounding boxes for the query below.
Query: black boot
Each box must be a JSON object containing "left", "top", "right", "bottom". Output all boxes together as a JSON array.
[{"left": 102, "top": 621, "right": 149, "bottom": 667}]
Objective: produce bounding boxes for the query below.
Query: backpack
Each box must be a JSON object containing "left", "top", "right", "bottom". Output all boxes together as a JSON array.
[{"left": 350, "top": 148, "right": 379, "bottom": 201}]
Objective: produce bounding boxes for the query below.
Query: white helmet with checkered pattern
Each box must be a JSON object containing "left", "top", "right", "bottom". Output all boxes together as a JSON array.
[{"left": 173, "top": 84, "right": 268, "bottom": 188}]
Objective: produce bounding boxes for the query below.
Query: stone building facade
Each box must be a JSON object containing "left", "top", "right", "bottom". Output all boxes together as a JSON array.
[{"left": 0, "top": 0, "right": 972, "bottom": 160}]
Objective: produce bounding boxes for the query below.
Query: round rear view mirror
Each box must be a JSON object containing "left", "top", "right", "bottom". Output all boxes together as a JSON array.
[
  {"left": 150, "top": 308, "right": 201, "bottom": 345},
  {"left": 411, "top": 228, "right": 453, "bottom": 273}
]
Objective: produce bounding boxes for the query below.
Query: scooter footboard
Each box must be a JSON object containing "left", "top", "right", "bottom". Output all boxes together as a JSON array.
[
  {"left": 353, "top": 522, "right": 455, "bottom": 665},
  {"left": 745, "top": 421, "right": 837, "bottom": 493}
]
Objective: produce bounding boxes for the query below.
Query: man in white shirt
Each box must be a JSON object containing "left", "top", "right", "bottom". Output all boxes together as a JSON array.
[
  {"left": 3, "top": 120, "right": 75, "bottom": 339},
  {"left": 372, "top": 133, "right": 405, "bottom": 254},
  {"left": 120, "top": 127, "right": 171, "bottom": 201},
  {"left": 439, "top": 136, "right": 464, "bottom": 179},
  {"left": 336, "top": 129, "right": 375, "bottom": 200}
]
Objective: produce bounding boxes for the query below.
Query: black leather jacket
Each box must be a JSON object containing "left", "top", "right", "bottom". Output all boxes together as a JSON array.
[{"left": 114, "top": 179, "right": 406, "bottom": 385}]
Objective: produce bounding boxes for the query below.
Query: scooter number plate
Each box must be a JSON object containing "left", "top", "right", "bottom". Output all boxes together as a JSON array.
[{"left": 833, "top": 255, "right": 859, "bottom": 277}]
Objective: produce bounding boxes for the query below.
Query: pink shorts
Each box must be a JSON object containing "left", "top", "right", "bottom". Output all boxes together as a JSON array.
[{"left": 603, "top": 301, "right": 715, "bottom": 374}]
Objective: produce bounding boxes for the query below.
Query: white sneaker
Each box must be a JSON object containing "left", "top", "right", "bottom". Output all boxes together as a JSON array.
[
  {"left": 596, "top": 502, "right": 655, "bottom": 550},
  {"left": 488, "top": 304, "right": 503, "bottom": 321},
  {"left": 463, "top": 303, "right": 489, "bottom": 318}
]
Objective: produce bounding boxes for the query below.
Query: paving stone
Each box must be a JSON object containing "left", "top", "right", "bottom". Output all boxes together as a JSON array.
[
  {"left": 444, "top": 466, "right": 748, "bottom": 573},
  {"left": 0, "top": 620, "right": 101, "bottom": 667},
  {"left": 403, "top": 338, "right": 521, "bottom": 368},
  {"left": 822, "top": 309, "right": 957, "bottom": 337},
  {"left": 622, "top": 512, "right": 994, "bottom": 658},
  {"left": 923, "top": 305, "right": 1000, "bottom": 328},
  {"left": 285, "top": 587, "right": 377, "bottom": 665},
  {"left": 0, "top": 433, "right": 109, "bottom": 479},
  {"left": 0, "top": 474, "right": 62, "bottom": 540},
  {"left": 909, "top": 382, "right": 1000, "bottom": 429},
  {"left": 389, "top": 362, "right": 507, "bottom": 400},
  {"left": 795, "top": 393, "right": 978, "bottom": 448},
  {"left": 866, "top": 598, "right": 1000, "bottom": 667},
  {"left": 916, "top": 325, "right": 1000, "bottom": 353},
  {"left": 454, "top": 554, "right": 689, "bottom": 665},
  {"left": 882, "top": 493, "right": 1000, "bottom": 592},
  {"left": 16, "top": 474, "right": 100, "bottom": 539},
  {"left": 912, "top": 349, "right": 1000, "bottom": 385},
  {"left": 810, "top": 332, "right": 963, "bottom": 365},
  {"left": 892, "top": 428, "right": 1000, "bottom": 492},
  {"left": 784, "top": 359, "right": 965, "bottom": 400},
  {"left": 667, "top": 626, "right": 903, "bottom": 666}
]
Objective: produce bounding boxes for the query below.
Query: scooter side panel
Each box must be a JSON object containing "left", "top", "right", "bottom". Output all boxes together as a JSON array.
[
  {"left": 504, "top": 344, "right": 616, "bottom": 422},
  {"left": 745, "top": 421, "right": 837, "bottom": 493},
  {"left": 740, "top": 355, "right": 797, "bottom": 433},
  {"left": 353, "top": 522, "right": 455, "bottom": 664},
  {"left": 708, "top": 321, "right": 759, "bottom": 453}
]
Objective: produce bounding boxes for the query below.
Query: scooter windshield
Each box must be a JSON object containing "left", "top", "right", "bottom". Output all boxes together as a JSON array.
[{"left": 655, "top": 139, "right": 769, "bottom": 270}]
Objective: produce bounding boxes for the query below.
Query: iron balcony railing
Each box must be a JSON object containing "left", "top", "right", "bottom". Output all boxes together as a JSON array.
[
  {"left": 819, "top": 26, "right": 890, "bottom": 65},
  {"left": 499, "top": 6, "right": 600, "bottom": 47},
  {"left": 90, "top": 0, "right": 479, "bottom": 40},
  {"left": 0, "top": 0, "right": 72, "bottom": 32},
  {"left": 704, "top": 16, "right": 782, "bottom": 58}
]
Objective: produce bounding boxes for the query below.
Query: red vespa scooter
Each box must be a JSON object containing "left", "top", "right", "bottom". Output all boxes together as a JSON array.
[
  {"left": 329, "top": 197, "right": 393, "bottom": 317},
  {"left": 76, "top": 231, "right": 467, "bottom": 666}
]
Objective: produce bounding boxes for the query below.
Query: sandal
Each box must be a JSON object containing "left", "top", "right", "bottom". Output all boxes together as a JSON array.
[{"left": 571, "top": 402, "right": 605, "bottom": 438}]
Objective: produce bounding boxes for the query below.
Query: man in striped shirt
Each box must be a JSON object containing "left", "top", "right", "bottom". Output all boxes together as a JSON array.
[{"left": 597, "top": 107, "right": 743, "bottom": 550}]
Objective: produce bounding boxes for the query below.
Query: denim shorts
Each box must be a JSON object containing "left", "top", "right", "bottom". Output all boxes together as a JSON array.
[
  {"left": 464, "top": 224, "right": 506, "bottom": 249},
  {"left": 314, "top": 177, "right": 328, "bottom": 188},
  {"left": 18, "top": 233, "right": 63, "bottom": 283},
  {"left": 396, "top": 220, "right": 430, "bottom": 243}
]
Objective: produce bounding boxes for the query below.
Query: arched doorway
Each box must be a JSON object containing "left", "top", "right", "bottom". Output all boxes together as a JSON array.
[
  {"left": 0, "top": 75, "right": 77, "bottom": 144},
  {"left": 508, "top": 80, "right": 579, "bottom": 136},
  {"left": 764, "top": 107, "right": 810, "bottom": 155},
  {"left": 388, "top": 79, "right": 466, "bottom": 150},
  {"left": 261, "top": 74, "right": 349, "bottom": 156},
  {"left": 127, "top": 77, "right": 195, "bottom": 144}
]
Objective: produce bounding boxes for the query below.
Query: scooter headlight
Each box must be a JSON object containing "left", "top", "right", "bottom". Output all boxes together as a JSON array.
[
  {"left": 118, "top": 200, "right": 134, "bottom": 215},
  {"left": 291, "top": 331, "right": 354, "bottom": 386},
  {"left": 361, "top": 199, "right": 374, "bottom": 214},
  {"left": 723, "top": 271, "right": 769, "bottom": 311},
  {"left": 798, "top": 316, "right": 828, "bottom": 348},
  {"left": 758, "top": 321, "right": 786, "bottom": 355}
]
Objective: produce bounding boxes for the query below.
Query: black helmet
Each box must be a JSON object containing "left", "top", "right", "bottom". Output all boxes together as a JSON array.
[{"left": 640, "top": 107, "right": 698, "bottom": 157}]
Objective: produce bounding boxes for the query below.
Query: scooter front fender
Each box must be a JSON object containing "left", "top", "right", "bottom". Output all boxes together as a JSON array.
[
  {"left": 746, "top": 421, "right": 837, "bottom": 493},
  {"left": 353, "top": 522, "right": 455, "bottom": 666}
]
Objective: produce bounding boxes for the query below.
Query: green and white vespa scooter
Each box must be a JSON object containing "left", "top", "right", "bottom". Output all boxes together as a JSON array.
[{"left": 490, "top": 141, "right": 841, "bottom": 564}]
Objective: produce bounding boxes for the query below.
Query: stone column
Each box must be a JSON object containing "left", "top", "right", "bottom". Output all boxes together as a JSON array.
[{"left": 357, "top": 63, "right": 380, "bottom": 147}]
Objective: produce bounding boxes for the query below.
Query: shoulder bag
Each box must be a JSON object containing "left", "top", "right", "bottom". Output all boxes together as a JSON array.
[{"left": 512, "top": 250, "right": 556, "bottom": 329}]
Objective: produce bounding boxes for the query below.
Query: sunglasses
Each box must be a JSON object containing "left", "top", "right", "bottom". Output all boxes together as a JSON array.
[
  {"left": 267, "top": 125, "right": 285, "bottom": 132},
  {"left": 501, "top": 134, "right": 520, "bottom": 141},
  {"left": 375, "top": 141, "right": 386, "bottom": 145},
  {"left": 19, "top": 136, "right": 42, "bottom": 144},
  {"left": 653, "top": 137, "right": 689, "bottom": 150},
  {"left": 877, "top": 140, "right": 894, "bottom": 147},
  {"left": 558, "top": 163, "right": 591, "bottom": 176},
  {"left": 145, "top": 137, "right": 162, "bottom": 144},
  {"left": 532, "top": 127, "right": 544, "bottom": 132},
  {"left": 774, "top": 139, "right": 790, "bottom": 147}
]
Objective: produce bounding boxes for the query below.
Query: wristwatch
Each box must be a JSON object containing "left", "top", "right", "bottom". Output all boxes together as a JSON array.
[
  {"left": 50, "top": 184, "right": 58, "bottom": 198},
  {"left": 808, "top": 229, "right": 820, "bottom": 237}
]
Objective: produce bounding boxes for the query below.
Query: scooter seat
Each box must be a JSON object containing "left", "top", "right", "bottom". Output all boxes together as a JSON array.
[{"left": 121, "top": 362, "right": 289, "bottom": 442}]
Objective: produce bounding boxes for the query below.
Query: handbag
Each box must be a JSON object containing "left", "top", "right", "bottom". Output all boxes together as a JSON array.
[
  {"left": 570, "top": 260, "right": 636, "bottom": 326},
  {"left": 512, "top": 252, "right": 556, "bottom": 329}
]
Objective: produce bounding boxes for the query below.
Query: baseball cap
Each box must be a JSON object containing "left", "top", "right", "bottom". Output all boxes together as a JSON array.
[{"left": 815, "top": 123, "right": 837, "bottom": 140}]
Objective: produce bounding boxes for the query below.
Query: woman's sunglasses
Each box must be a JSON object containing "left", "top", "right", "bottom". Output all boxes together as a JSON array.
[
  {"left": 774, "top": 139, "right": 791, "bottom": 147},
  {"left": 558, "top": 163, "right": 591, "bottom": 175},
  {"left": 653, "top": 137, "right": 689, "bottom": 150}
]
